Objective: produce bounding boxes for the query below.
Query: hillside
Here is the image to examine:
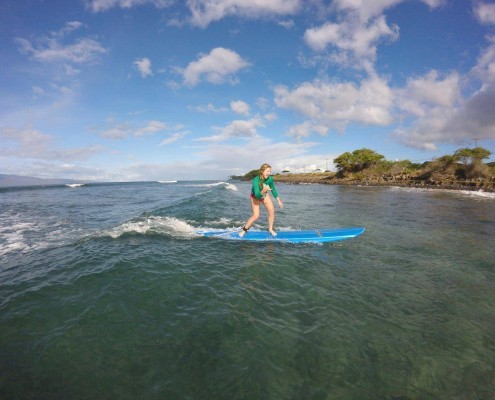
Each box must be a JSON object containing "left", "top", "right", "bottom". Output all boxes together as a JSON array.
[
  {"left": 272, "top": 162, "right": 495, "bottom": 192},
  {"left": 235, "top": 148, "right": 495, "bottom": 192}
]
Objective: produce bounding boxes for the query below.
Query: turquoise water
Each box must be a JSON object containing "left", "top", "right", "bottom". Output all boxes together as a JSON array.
[{"left": 1, "top": 181, "right": 494, "bottom": 399}]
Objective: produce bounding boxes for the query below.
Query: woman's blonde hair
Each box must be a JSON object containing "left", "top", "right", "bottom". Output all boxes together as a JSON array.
[{"left": 258, "top": 163, "right": 271, "bottom": 190}]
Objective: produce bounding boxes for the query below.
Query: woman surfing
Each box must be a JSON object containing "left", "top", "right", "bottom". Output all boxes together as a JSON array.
[{"left": 239, "top": 163, "right": 283, "bottom": 237}]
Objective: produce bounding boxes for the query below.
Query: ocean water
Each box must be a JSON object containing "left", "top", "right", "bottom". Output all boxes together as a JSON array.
[{"left": 1, "top": 180, "right": 494, "bottom": 400}]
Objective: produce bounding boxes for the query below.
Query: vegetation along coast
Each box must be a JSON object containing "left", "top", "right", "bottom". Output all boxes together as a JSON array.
[{"left": 233, "top": 147, "right": 495, "bottom": 192}]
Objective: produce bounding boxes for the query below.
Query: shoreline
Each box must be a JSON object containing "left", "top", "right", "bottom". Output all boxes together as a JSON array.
[{"left": 268, "top": 173, "right": 495, "bottom": 193}]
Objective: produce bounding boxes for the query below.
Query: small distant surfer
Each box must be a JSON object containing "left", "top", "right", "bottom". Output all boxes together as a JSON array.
[{"left": 239, "top": 163, "right": 284, "bottom": 237}]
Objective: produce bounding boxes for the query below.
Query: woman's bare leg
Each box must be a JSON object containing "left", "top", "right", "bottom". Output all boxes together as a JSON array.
[
  {"left": 263, "top": 196, "right": 277, "bottom": 236},
  {"left": 239, "top": 197, "right": 260, "bottom": 237}
]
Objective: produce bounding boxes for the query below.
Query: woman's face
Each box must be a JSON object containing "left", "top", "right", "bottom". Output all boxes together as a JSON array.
[{"left": 262, "top": 167, "right": 272, "bottom": 179}]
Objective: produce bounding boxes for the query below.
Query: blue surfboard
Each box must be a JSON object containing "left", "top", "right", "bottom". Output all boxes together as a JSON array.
[{"left": 198, "top": 227, "right": 365, "bottom": 243}]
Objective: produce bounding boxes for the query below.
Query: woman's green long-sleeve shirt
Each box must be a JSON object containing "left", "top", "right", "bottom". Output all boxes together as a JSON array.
[{"left": 251, "top": 175, "right": 279, "bottom": 200}]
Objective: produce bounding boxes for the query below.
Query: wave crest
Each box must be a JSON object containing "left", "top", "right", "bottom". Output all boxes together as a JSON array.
[{"left": 99, "top": 216, "right": 198, "bottom": 239}]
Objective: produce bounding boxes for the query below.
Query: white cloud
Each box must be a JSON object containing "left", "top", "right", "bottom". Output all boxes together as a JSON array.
[
  {"left": 159, "top": 131, "right": 189, "bottom": 145},
  {"left": 64, "top": 64, "right": 81, "bottom": 75},
  {"left": 264, "top": 113, "right": 277, "bottom": 122},
  {"left": 304, "top": 0, "right": 444, "bottom": 71},
  {"left": 256, "top": 97, "right": 271, "bottom": 109},
  {"left": 87, "top": 0, "right": 300, "bottom": 27},
  {"left": 444, "top": 83, "right": 495, "bottom": 140},
  {"left": 271, "top": 68, "right": 480, "bottom": 151},
  {"left": 397, "top": 70, "right": 460, "bottom": 116},
  {"left": 277, "top": 19, "right": 295, "bottom": 29},
  {"left": 332, "top": 0, "right": 402, "bottom": 22},
  {"left": 7, "top": 160, "right": 112, "bottom": 181},
  {"left": 112, "top": 135, "right": 318, "bottom": 181},
  {"left": 1, "top": 126, "right": 52, "bottom": 149},
  {"left": 195, "top": 136, "right": 317, "bottom": 175},
  {"left": 332, "top": 0, "right": 444, "bottom": 22},
  {"left": 16, "top": 29, "right": 106, "bottom": 64},
  {"left": 304, "top": 15, "right": 399, "bottom": 69},
  {"left": 101, "top": 123, "right": 133, "bottom": 139},
  {"left": 471, "top": 35, "right": 495, "bottom": 84},
  {"left": 285, "top": 121, "right": 329, "bottom": 142},
  {"left": 393, "top": 54, "right": 495, "bottom": 150},
  {"left": 16, "top": 37, "right": 106, "bottom": 63},
  {"left": 230, "top": 100, "right": 250, "bottom": 115},
  {"left": 186, "top": 0, "right": 301, "bottom": 28},
  {"left": 1, "top": 126, "right": 102, "bottom": 161},
  {"left": 54, "top": 21, "right": 85, "bottom": 37},
  {"left": 274, "top": 75, "right": 394, "bottom": 133},
  {"left": 393, "top": 106, "right": 454, "bottom": 151},
  {"left": 304, "top": 22, "right": 341, "bottom": 52},
  {"left": 194, "top": 103, "right": 229, "bottom": 113},
  {"left": 87, "top": 0, "right": 174, "bottom": 12},
  {"left": 179, "top": 47, "right": 250, "bottom": 86},
  {"left": 475, "top": 2, "right": 495, "bottom": 25},
  {"left": 101, "top": 120, "right": 168, "bottom": 139},
  {"left": 32, "top": 86, "right": 46, "bottom": 97},
  {"left": 135, "top": 120, "right": 167, "bottom": 136},
  {"left": 133, "top": 57, "right": 153, "bottom": 78},
  {"left": 420, "top": 0, "right": 445, "bottom": 7},
  {"left": 198, "top": 115, "right": 266, "bottom": 142}
]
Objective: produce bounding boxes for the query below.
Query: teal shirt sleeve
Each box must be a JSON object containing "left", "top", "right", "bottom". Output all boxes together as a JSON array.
[{"left": 252, "top": 176, "right": 263, "bottom": 199}]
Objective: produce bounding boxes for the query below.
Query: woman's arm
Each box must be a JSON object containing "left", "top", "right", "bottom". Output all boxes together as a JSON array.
[
  {"left": 267, "top": 177, "right": 283, "bottom": 208},
  {"left": 267, "top": 176, "right": 279, "bottom": 198}
]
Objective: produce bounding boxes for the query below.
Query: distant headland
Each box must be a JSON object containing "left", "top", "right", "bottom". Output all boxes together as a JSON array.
[
  {"left": 0, "top": 174, "right": 92, "bottom": 188},
  {"left": 232, "top": 147, "right": 495, "bottom": 192}
]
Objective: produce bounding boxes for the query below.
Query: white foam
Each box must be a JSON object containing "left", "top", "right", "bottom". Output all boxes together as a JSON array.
[
  {"left": 457, "top": 190, "right": 495, "bottom": 199},
  {"left": 225, "top": 183, "right": 238, "bottom": 191},
  {"left": 188, "top": 181, "right": 231, "bottom": 188},
  {"left": 99, "top": 216, "right": 198, "bottom": 239},
  {"left": 0, "top": 231, "right": 29, "bottom": 256},
  {"left": 66, "top": 183, "right": 84, "bottom": 188},
  {"left": 207, "top": 217, "right": 235, "bottom": 226},
  {"left": 0, "top": 217, "right": 49, "bottom": 256},
  {"left": 1, "top": 214, "right": 90, "bottom": 256},
  {"left": 388, "top": 186, "right": 495, "bottom": 199},
  {"left": 158, "top": 180, "right": 177, "bottom": 183}
]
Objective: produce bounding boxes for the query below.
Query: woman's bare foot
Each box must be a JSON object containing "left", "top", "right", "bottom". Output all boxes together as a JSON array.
[{"left": 269, "top": 229, "right": 277, "bottom": 237}]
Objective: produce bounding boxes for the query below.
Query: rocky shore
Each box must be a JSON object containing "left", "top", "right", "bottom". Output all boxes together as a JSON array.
[{"left": 271, "top": 172, "right": 495, "bottom": 192}]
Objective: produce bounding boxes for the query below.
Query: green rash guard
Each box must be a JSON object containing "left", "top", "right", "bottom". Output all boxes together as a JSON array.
[{"left": 251, "top": 175, "right": 279, "bottom": 200}]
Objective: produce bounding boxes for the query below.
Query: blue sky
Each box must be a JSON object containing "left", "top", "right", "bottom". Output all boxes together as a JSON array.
[{"left": 1, "top": 0, "right": 495, "bottom": 181}]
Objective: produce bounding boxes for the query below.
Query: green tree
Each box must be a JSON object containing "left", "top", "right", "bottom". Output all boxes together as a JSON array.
[
  {"left": 333, "top": 152, "right": 353, "bottom": 172},
  {"left": 243, "top": 169, "right": 260, "bottom": 180},
  {"left": 433, "top": 154, "right": 458, "bottom": 170},
  {"left": 454, "top": 147, "right": 491, "bottom": 165},
  {"left": 472, "top": 147, "right": 492, "bottom": 163},
  {"left": 334, "top": 148, "right": 385, "bottom": 173}
]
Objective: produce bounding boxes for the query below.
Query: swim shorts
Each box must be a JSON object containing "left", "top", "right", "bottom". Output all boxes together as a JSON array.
[{"left": 250, "top": 193, "right": 265, "bottom": 202}]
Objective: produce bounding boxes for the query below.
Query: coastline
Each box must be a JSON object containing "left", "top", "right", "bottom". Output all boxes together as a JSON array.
[{"left": 270, "top": 172, "right": 495, "bottom": 193}]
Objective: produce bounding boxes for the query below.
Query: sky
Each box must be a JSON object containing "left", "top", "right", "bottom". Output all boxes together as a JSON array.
[{"left": 1, "top": 0, "right": 495, "bottom": 181}]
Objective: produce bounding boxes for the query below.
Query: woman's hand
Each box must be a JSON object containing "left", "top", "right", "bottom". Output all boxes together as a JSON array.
[{"left": 277, "top": 198, "right": 284, "bottom": 209}]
